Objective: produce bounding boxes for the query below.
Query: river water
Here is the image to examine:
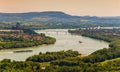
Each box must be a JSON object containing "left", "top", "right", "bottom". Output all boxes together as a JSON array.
[{"left": 0, "top": 29, "right": 109, "bottom": 61}]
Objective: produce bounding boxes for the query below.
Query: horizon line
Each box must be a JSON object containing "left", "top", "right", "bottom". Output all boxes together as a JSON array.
[{"left": 0, "top": 11, "right": 120, "bottom": 17}]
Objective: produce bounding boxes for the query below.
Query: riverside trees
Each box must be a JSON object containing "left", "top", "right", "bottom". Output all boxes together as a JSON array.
[{"left": 0, "top": 29, "right": 56, "bottom": 49}]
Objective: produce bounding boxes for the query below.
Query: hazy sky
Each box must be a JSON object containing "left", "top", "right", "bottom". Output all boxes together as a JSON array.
[{"left": 0, "top": 0, "right": 120, "bottom": 16}]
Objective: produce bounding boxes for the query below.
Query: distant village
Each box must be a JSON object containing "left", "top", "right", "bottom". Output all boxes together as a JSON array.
[
  {"left": 81, "top": 26, "right": 120, "bottom": 37},
  {"left": 0, "top": 23, "right": 43, "bottom": 41}
]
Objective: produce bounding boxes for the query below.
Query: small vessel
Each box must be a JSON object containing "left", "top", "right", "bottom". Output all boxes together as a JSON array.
[
  {"left": 79, "top": 41, "right": 82, "bottom": 43},
  {"left": 13, "top": 50, "right": 32, "bottom": 53}
]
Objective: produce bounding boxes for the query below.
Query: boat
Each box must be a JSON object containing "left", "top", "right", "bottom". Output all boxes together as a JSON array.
[
  {"left": 13, "top": 50, "right": 33, "bottom": 53},
  {"left": 79, "top": 41, "right": 82, "bottom": 43}
]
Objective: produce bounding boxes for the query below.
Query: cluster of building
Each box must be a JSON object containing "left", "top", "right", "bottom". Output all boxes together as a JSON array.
[
  {"left": 0, "top": 23, "right": 43, "bottom": 41},
  {"left": 84, "top": 26, "right": 101, "bottom": 30}
]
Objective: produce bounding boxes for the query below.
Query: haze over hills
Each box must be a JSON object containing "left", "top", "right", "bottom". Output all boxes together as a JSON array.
[
  {"left": 0, "top": 11, "right": 120, "bottom": 29},
  {"left": 0, "top": 11, "right": 80, "bottom": 22}
]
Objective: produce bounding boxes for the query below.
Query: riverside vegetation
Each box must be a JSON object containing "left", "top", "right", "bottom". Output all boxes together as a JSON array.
[
  {"left": 0, "top": 28, "right": 56, "bottom": 50},
  {"left": 1, "top": 28, "right": 120, "bottom": 72}
]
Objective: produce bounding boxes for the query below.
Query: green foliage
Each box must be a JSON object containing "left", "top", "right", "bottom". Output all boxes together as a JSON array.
[
  {"left": 0, "top": 29, "right": 56, "bottom": 49},
  {"left": 57, "top": 66, "right": 82, "bottom": 72},
  {"left": 43, "top": 58, "right": 120, "bottom": 72},
  {"left": 22, "top": 29, "right": 37, "bottom": 35},
  {"left": 0, "top": 60, "right": 41, "bottom": 72},
  {"left": 26, "top": 50, "right": 79, "bottom": 62},
  {"left": 1, "top": 59, "right": 11, "bottom": 63},
  {"left": 43, "top": 36, "right": 56, "bottom": 44}
]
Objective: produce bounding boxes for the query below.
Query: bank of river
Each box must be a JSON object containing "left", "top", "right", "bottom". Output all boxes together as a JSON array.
[{"left": 0, "top": 29, "right": 109, "bottom": 61}]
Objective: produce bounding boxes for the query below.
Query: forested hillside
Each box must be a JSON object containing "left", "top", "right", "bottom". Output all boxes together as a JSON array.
[{"left": 0, "top": 11, "right": 120, "bottom": 29}]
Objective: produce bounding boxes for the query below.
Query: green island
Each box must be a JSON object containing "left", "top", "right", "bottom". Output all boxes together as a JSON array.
[
  {"left": 0, "top": 23, "right": 56, "bottom": 50},
  {"left": 1, "top": 28, "right": 120, "bottom": 72}
]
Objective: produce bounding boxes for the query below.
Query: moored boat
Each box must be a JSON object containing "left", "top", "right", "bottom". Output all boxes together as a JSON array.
[{"left": 13, "top": 50, "right": 32, "bottom": 53}]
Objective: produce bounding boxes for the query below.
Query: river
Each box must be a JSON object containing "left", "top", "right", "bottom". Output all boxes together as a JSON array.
[{"left": 0, "top": 29, "right": 109, "bottom": 61}]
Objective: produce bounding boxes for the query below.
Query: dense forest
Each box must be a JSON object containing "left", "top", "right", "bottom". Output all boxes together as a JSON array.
[
  {"left": 0, "top": 59, "right": 41, "bottom": 72},
  {"left": 1, "top": 50, "right": 120, "bottom": 72},
  {"left": 26, "top": 50, "right": 80, "bottom": 62}
]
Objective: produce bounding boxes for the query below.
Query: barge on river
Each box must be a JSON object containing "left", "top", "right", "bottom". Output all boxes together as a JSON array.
[{"left": 13, "top": 50, "right": 32, "bottom": 53}]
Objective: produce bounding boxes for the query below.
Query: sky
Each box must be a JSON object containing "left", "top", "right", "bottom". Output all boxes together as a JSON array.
[{"left": 0, "top": 0, "right": 120, "bottom": 16}]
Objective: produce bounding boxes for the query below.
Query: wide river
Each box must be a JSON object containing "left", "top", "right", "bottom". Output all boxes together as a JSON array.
[{"left": 0, "top": 29, "right": 109, "bottom": 61}]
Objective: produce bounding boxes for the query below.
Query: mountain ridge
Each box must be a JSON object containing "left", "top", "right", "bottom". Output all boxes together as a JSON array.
[{"left": 0, "top": 11, "right": 120, "bottom": 29}]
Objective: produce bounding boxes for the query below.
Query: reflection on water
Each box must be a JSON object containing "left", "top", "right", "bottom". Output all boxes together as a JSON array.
[{"left": 0, "top": 29, "right": 109, "bottom": 61}]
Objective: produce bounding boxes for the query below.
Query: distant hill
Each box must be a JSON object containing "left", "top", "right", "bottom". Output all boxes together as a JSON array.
[
  {"left": 0, "top": 11, "right": 120, "bottom": 29},
  {"left": 0, "top": 11, "right": 80, "bottom": 23}
]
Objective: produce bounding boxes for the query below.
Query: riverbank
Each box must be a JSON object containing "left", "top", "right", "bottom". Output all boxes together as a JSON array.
[
  {"left": 69, "top": 29, "right": 120, "bottom": 63},
  {"left": 0, "top": 29, "right": 108, "bottom": 61},
  {"left": 0, "top": 29, "right": 119, "bottom": 72},
  {"left": 0, "top": 29, "right": 56, "bottom": 50}
]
